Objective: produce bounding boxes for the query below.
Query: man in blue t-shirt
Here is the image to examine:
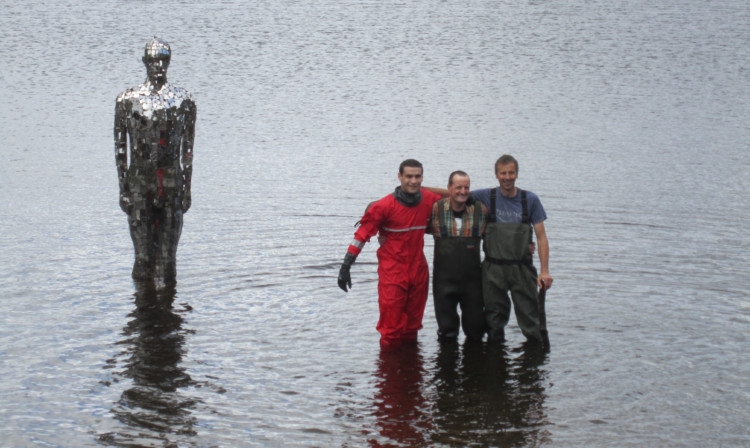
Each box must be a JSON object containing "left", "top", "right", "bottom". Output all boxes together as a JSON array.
[{"left": 471, "top": 155, "right": 554, "bottom": 343}]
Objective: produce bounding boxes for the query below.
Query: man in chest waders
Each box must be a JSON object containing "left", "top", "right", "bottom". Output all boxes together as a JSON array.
[
  {"left": 430, "top": 171, "right": 488, "bottom": 342},
  {"left": 471, "top": 155, "right": 554, "bottom": 344}
]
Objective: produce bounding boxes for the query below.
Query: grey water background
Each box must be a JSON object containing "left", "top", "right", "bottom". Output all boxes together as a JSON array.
[{"left": 1, "top": 0, "right": 748, "bottom": 446}]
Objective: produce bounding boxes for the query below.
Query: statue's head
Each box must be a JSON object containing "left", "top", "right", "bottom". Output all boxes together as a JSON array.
[{"left": 142, "top": 38, "right": 171, "bottom": 83}]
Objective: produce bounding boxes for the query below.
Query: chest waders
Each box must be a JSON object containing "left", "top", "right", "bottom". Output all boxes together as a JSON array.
[
  {"left": 432, "top": 204, "right": 485, "bottom": 341},
  {"left": 482, "top": 189, "right": 542, "bottom": 343}
]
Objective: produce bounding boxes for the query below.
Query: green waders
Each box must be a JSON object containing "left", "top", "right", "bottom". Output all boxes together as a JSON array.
[
  {"left": 432, "top": 204, "right": 485, "bottom": 341},
  {"left": 482, "top": 189, "right": 542, "bottom": 342}
]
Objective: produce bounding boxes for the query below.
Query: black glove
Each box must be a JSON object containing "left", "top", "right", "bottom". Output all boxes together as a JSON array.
[
  {"left": 337, "top": 253, "right": 356, "bottom": 292},
  {"left": 338, "top": 265, "right": 352, "bottom": 292}
]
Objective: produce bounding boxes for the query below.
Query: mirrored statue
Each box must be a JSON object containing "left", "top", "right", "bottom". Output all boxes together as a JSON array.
[{"left": 115, "top": 38, "right": 196, "bottom": 281}]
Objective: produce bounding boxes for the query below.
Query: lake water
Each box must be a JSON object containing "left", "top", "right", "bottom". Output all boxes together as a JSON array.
[{"left": 1, "top": 0, "right": 748, "bottom": 447}]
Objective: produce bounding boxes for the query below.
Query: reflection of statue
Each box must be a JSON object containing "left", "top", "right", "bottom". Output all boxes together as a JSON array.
[
  {"left": 115, "top": 38, "right": 196, "bottom": 281},
  {"left": 99, "top": 281, "right": 198, "bottom": 446}
]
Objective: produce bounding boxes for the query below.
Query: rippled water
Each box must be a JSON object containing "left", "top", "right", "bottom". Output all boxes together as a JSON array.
[{"left": 1, "top": 0, "right": 748, "bottom": 446}]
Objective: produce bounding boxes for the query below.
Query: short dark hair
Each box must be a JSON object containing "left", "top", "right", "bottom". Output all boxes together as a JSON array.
[
  {"left": 448, "top": 170, "right": 469, "bottom": 185},
  {"left": 495, "top": 154, "right": 518, "bottom": 173},
  {"left": 399, "top": 159, "right": 423, "bottom": 174}
]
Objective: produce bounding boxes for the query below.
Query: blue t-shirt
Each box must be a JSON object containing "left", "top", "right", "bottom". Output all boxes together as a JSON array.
[{"left": 471, "top": 187, "right": 547, "bottom": 225}]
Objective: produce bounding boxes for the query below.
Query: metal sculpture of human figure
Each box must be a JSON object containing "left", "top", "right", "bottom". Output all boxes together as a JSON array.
[{"left": 114, "top": 38, "right": 196, "bottom": 281}]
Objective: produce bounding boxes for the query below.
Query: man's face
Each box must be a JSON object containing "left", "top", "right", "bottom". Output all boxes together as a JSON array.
[
  {"left": 144, "top": 54, "right": 170, "bottom": 82},
  {"left": 398, "top": 166, "right": 423, "bottom": 194},
  {"left": 448, "top": 175, "right": 471, "bottom": 208},
  {"left": 495, "top": 162, "right": 518, "bottom": 194}
]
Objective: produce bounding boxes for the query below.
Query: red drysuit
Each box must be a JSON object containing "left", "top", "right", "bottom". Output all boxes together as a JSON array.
[{"left": 346, "top": 189, "right": 442, "bottom": 348}]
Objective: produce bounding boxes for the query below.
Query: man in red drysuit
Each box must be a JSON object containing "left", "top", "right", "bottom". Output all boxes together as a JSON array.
[{"left": 338, "top": 159, "right": 443, "bottom": 349}]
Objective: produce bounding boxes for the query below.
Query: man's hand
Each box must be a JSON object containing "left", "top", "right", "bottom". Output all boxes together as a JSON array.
[
  {"left": 538, "top": 272, "right": 553, "bottom": 290},
  {"left": 377, "top": 232, "right": 386, "bottom": 246},
  {"left": 338, "top": 264, "right": 352, "bottom": 292},
  {"left": 338, "top": 253, "right": 356, "bottom": 292}
]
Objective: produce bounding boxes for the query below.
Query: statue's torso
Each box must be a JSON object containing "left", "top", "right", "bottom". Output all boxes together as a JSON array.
[
  {"left": 117, "top": 83, "right": 193, "bottom": 169},
  {"left": 117, "top": 83, "right": 194, "bottom": 195}
]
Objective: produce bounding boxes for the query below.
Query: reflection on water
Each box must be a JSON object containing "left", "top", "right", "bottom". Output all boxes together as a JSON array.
[
  {"left": 430, "top": 341, "right": 550, "bottom": 447},
  {"left": 98, "top": 282, "right": 199, "bottom": 447},
  {"left": 370, "top": 343, "right": 433, "bottom": 447},
  {"left": 367, "top": 341, "right": 549, "bottom": 447}
]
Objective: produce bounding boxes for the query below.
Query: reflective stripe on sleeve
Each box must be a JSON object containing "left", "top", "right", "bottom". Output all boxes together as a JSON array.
[{"left": 348, "top": 239, "right": 366, "bottom": 256}]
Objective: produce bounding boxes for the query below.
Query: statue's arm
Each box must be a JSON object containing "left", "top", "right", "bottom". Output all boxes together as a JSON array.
[
  {"left": 181, "top": 99, "right": 196, "bottom": 213},
  {"left": 114, "top": 99, "right": 130, "bottom": 213}
]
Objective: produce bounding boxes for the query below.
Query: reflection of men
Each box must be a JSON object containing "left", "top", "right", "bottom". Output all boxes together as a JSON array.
[
  {"left": 432, "top": 342, "right": 549, "bottom": 446},
  {"left": 115, "top": 38, "right": 196, "bottom": 281},
  {"left": 429, "top": 171, "right": 487, "bottom": 342},
  {"left": 337, "top": 159, "right": 442, "bottom": 349},
  {"left": 371, "top": 344, "right": 431, "bottom": 447},
  {"left": 471, "top": 155, "right": 553, "bottom": 343}
]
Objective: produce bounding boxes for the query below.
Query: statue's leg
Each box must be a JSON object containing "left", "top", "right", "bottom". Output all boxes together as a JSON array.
[
  {"left": 128, "top": 194, "right": 156, "bottom": 279},
  {"left": 155, "top": 199, "right": 183, "bottom": 282}
]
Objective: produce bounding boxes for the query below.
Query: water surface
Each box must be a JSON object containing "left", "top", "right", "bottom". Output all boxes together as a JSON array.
[{"left": 1, "top": 0, "right": 748, "bottom": 446}]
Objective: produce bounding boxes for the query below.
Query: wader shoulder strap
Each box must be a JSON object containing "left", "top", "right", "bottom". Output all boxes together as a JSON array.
[
  {"left": 489, "top": 188, "right": 527, "bottom": 224},
  {"left": 489, "top": 188, "right": 497, "bottom": 223},
  {"left": 438, "top": 202, "right": 479, "bottom": 238},
  {"left": 437, "top": 201, "right": 448, "bottom": 238},
  {"left": 471, "top": 202, "right": 482, "bottom": 237},
  {"left": 521, "top": 189, "right": 529, "bottom": 225}
]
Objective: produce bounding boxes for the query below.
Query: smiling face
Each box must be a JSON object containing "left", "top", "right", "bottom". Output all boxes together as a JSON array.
[
  {"left": 495, "top": 162, "right": 518, "bottom": 196},
  {"left": 398, "top": 166, "right": 423, "bottom": 194},
  {"left": 448, "top": 173, "right": 471, "bottom": 211}
]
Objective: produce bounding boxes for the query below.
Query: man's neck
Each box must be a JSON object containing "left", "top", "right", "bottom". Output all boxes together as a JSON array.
[
  {"left": 449, "top": 200, "right": 466, "bottom": 213},
  {"left": 393, "top": 187, "right": 422, "bottom": 207},
  {"left": 499, "top": 186, "right": 517, "bottom": 198}
]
